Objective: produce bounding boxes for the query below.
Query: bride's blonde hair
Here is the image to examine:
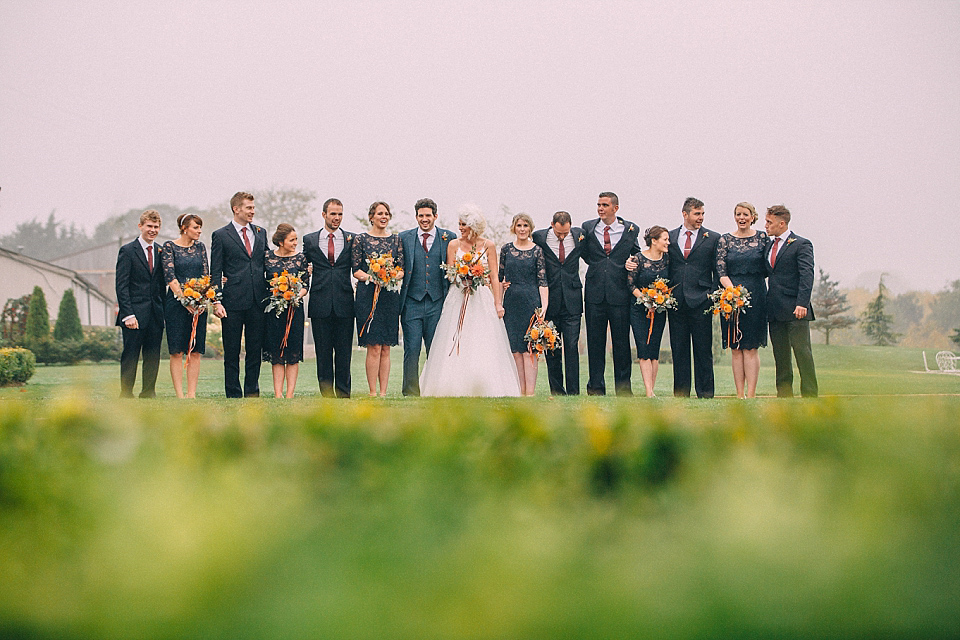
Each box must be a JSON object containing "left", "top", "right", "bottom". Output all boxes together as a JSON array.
[{"left": 458, "top": 204, "right": 487, "bottom": 237}]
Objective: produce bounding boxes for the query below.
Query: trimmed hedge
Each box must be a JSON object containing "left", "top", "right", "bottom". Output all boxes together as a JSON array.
[{"left": 0, "top": 347, "right": 36, "bottom": 385}]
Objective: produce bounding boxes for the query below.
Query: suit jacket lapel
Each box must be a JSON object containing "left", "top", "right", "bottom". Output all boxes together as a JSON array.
[{"left": 611, "top": 217, "right": 634, "bottom": 252}]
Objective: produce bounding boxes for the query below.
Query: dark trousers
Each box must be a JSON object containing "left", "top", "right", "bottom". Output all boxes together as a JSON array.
[
  {"left": 312, "top": 315, "right": 353, "bottom": 398},
  {"left": 400, "top": 297, "right": 443, "bottom": 396},
  {"left": 668, "top": 306, "right": 715, "bottom": 398},
  {"left": 585, "top": 302, "right": 632, "bottom": 396},
  {"left": 769, "top": 320, "right": 818, "bottom": 398},
  {"left": 545, "top": 312, "right": 581, "bottom": 395},
  {"left": 221, "top": 306, "right": 265, "bottom": 398},
  {"left": 119, "top": 319, "right": 163, "bottom": 398}
]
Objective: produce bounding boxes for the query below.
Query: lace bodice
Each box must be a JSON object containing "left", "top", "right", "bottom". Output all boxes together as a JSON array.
[
  {"left": 264, "top": 251, "right": 310, "bottom": 289},
  {"left": 352, "top": 233, "right": 404, "bottom": 273},
  {"left": 161, "top": 240, "right": 208, "bottom": 285},
  {"left": 716, "top": 231, "right": 769, "bottom": 277},
  {"left": 498, "top": 243, "right": 547, "bottom": 287},
  {"left": 628, "top": 252, "right": 669, "bottom": 293}
]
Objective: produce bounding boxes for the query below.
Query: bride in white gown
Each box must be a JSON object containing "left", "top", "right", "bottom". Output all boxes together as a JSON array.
[{"left": 420, "top": 205, "right": 522, "bottom": 397}]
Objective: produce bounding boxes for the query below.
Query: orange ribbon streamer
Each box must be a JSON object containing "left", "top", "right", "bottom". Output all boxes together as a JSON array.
[
  {"left": 187, "top": 309, "right": 203, "bottom": 356},
  {"left": 279, "top": 305, "right": 295, "bottom": 358},
  {"left": 449, "top": 289, "right": 472, "bottom": 356},
  {"left": 646, "top": 309, "right": 655, "bottom": 344},
  {"left": 358, "top": 283, "right": 381, "bottom": 339}
]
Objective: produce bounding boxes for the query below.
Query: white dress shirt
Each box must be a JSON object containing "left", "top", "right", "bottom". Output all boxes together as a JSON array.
[
  {"left": 547, "top": 228, "right": 574, "bottom": 260},
  {"left": 594, "top": 219, "right": 624, "bottom": 250},
  {"left": 419, "top": 228, "right": 436, "bottom": 252},
  {"left": 678, "top": 226, "right": 701, "bottom": 252},
  {"left": 769, "top": 229, "right": 793, "bottom": 266},
  {"left": 322, "top": 228, "right": 346, "bottom": 262}
]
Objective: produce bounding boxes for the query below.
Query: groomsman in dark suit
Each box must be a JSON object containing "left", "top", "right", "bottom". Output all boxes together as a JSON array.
[
  {"left": 398, "top": 198, "right": 453, "bottom": 396},
  {"left": 210, "top": 191, "right": 268, "bottom": 398},
  {"left": 302, "top": 198, "right": 356, "bottom": 398},
  {"left": 532, "top": 211, "right": 584, "bottom": 395},
  {"left": 667, "top": 197, "right": 719, "bottom": 398},
  {"left": 116, "top": 210, "right": 165, "bottom": 398},
  {"left": 764, "top": 204, "right": 818, "bottom": 398},
  {"left": 581, "top": 192, "right": 639, "bottom": 396}
]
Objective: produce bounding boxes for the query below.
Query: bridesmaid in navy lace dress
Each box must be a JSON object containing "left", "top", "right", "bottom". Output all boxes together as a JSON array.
[
  {"left": 629, "top": 225, "right": 671, "bottom": 397},
  {"left": 500, "top": 213, "right": 548, "bottom": 396},
  {"left": 352, "top": 202, "right": 405, "bottom": 396},
  {"left": 263, "top": 224, "right": 310, "bottom": 398},
  {"left": 162, "top": 214, "right": 209, "bottom": 398},
  {"left": 716, "top": 202, "right": 769, "bottom": 398}
]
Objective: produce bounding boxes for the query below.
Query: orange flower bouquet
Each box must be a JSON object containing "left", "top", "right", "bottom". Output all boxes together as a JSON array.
[
  {"left": 359, "top": 252, "right": 403, "bottom": 338},
  {"left": 635, "top": 277, "right": 678, "bottom": 343},
  {"left": 444, "top": 249, "right": 489, "bottom": 293},
  {"left": 524, "top": 308, "right": 561, "bottom": 355},
  {"left": 175, "top": 275, "right": 221, "bottom": 355},
  {"left": 265, "top": 270, "right": 307, "bottom": 317},
  {"left": 265, "top": 270, "right": 307, "bottom": 357},
  {"left": 706, "top": 284, "right": 752, "bottom": 346}
]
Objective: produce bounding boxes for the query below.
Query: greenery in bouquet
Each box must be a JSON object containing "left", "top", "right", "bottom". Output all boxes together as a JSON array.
[
  {"left": 635, "top": 277, "right": 677, "bottom": 313},
  {"left": 524, "top": 308, "right": 560, "bottom": 355},
  {"left": 706, "top": 284, "right": 751, "bottom": 320},
  {"left": 444, "top": 249, "right": 489, "bottom": 292},
  {"left": 265, "top": 270, "right": 307, "bottom": 318}
]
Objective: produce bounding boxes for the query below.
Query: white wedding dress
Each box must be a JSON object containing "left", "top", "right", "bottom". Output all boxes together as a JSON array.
[{"left": 420, "top": 251, "right": 522, "bottom": 397}]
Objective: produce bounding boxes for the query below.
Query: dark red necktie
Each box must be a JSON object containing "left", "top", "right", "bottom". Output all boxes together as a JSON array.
[
  {"left": 558, "top": 237, "right": 566, "bottom": 263},
  {"left": 422, "top": 233, "right": 429, "bottom": 252},
  {"left": 683, "top": 231, "right": 693, "bottom": 258},
  {"left": 147, "top": 246, "right": 153, "bottom": 272},
  {"left": 328, "top": 233, "right": 336, "bottom": 266},
  {"left": 603, "top": 226, "right": 612, "bottom": 255},
  {"left": 770, "top": 236, "right": 781, "bottom": 268},
  {"left": 241, "top": 227, "right": 252, "bottom": 256}
]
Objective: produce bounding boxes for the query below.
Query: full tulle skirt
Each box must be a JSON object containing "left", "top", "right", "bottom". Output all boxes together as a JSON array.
[{"left": 420, "top": 286, "right": 522, "bottom": 397}]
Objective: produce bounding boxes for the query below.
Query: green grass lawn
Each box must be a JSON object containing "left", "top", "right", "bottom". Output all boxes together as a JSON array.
[
  {"left": 3, "top": 343, "right": 958, "bottom": 403},
  {"left": 1, "top": 345, "right": 959, "bottom": 639}
]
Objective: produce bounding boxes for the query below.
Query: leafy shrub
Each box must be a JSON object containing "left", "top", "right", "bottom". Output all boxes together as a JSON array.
[
  {"left": 81, "top": 326, "right": 122, "bottom": 362},
  {"left": 23, "top": 286, "right": 50, "bottom": 347},
  {"left": 53, "top": 289, "right": 84, "bottom": 341},
  {"left": 0, "top": 347, "right": 36, "bottom": 385}
]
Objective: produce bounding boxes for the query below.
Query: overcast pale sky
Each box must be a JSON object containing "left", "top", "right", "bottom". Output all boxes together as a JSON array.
[{"left": 2, "top": 1, "right": 958, "bottom": 290}]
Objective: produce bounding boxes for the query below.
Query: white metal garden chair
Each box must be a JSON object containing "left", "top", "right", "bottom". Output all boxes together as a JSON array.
[{"left": 922, "top": 350, "right": 960, "bottom": 374}]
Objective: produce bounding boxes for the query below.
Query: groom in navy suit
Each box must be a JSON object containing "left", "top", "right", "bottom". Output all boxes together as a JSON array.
[
  {"left": 667, "top": 197, "right": 719, "bottom": 398},
  {"left": 765, "top": 204, "right": 818, "bottom": 397},
  {"left": 399, "top": 198, "right": 453, "bottom": 396}
]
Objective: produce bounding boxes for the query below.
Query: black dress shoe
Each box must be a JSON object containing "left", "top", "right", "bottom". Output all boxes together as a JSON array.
[{"left": 244, "top": 391, "right": 260, "bottom": 398}]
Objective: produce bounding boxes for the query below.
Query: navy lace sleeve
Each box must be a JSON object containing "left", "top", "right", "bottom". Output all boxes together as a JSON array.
[
  {"left": 161, "top": 241, "right": 177, "bottom": 285},
  {"left": 535, "top": 245, "right": 547, "bottom": 287},
  {"left": 716, "top": 234, "right": 730, "bottom": 278}
]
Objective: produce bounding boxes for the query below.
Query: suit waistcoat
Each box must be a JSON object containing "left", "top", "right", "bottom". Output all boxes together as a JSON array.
[{"left": 407, "top": 234, "right": 445, "bottom": 302}]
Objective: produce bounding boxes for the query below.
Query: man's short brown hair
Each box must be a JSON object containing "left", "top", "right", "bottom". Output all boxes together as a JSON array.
[
  {"left": 139, "top": 210, "right": 161, "bottom": 225},
  {"left": 230, "top": 191, "right": 254, "bottom": 211},
  {"left": 766, "top": 204, "right": 791, "bottom": 223},
  {"left": 552, "top": 211, "right": 572, "bottom": 226}
]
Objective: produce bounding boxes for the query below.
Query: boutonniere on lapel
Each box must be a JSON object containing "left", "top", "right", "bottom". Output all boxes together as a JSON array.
[
  {"left": 703, "top": 231, "right": 709, "bottom": 238},
  {"left": 578, "top": 233, "right": 584, "bottom": 242},
  {"left": 441, "top": 232, "right": 449, "bottom": 241},
  {"left": 628, "top": 225, "right": 635, "bottom": 232},
  {"left": 786, "top": 237, "right": 796, "bottom": 245},
  {"left": 346, "top": 234, "right": 353, "bottom": 243}
]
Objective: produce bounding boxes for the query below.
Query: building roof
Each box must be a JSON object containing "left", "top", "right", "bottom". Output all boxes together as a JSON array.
[{"left": 0, "top": 245, "right": 115, "bottom": 304}]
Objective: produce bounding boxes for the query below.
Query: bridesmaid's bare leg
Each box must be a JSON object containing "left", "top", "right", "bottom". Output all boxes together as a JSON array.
[
  {"left": 743, "top": 349, "right": 760, "bottom": 398},
  {"left": 285, "top": 363, "right": 299, "bottom": 398},
  {"left": 272, "top": 364, "right": 285, "bottom": 398},
  {"left": 365, "top": 345, "right": 381, "bottom": 396},
  {"left": 186, "top": 352, "right": 202, "bottom": 398},
  {"left": 512, "top": 353, "right": 526, "bottom": 395},
  {"left": 169, "top": 353, "right": 184, "bottom": 399},
  {"left": 522, "top": 352, "right": 538, "bottom": 396},
  {"left": 730, "top": 349, "right": 746, "bottom": 398},
  {"left": 378, "top": 346, "right": 391, "bottom": 396}
]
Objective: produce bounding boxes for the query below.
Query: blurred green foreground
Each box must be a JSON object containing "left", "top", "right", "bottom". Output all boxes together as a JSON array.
[{"left": 1, "top": 395, "right": 958, "bottom": 639}]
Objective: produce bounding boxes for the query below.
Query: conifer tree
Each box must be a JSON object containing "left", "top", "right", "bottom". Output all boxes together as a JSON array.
[
  {"left": 811, "top": 268, "right": 854, "bottom": 345},
  {"left": 54, "top": 288, "right": 84, "bottom": 341},
  {"left": 859, "top": 275, "right": 900, "bottom": 346},
  {"left": 24, "top": 286, "right": 50, "bottom": 346}
]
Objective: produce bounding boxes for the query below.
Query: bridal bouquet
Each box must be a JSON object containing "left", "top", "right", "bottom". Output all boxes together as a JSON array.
[
  {"left": 265, "top": 270, "right": 307, "bottom": 317},
  {"left": 359, "top": 252, "right": 404, "bottom": 339},
  {"left": 524, "top": 308, "right": 561, "bottom": 355},
  {"left": 635, "top": 277, "right": 677, "bottom": 344},
  {"left": 706, "top": 284, "right": 751, "bottom": 320},
  {"left": 175, "top": 275, "right": 221, "bottom": 355},
  {"left": 445, "top": 249, "right": 489, "bottom": 292}
]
